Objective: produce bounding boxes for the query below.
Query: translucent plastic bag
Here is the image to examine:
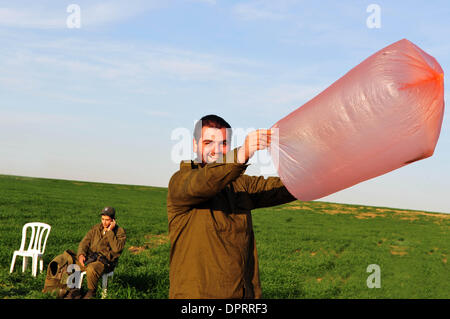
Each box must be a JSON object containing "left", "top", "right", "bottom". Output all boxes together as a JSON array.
[{"left": 270, "top": 39, "right": 445, "bottom": 201}]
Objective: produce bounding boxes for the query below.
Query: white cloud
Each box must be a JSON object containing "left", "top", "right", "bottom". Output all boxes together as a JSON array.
[
  {"left": 233, "top": 1, "right": 286, "bottom": 21},
  {"left": 0, "top": 7, "right": 63, "bottom": 29},
  {"left": 0, "top": 35, "right": 260, "bottom": 100},
  {"left": 232, "top": 0, "right": 304, "bottom": 21},
  {"left": 0, "top": 110, "right": 77, "bottom": 127},
  {"left": 188, "top": 0, "right": 217, "bottom": 5},
  {"left": 0, "top": 1, "right": 161, "bottom": 29},
  {"left": 81, "top": 0, "right": 162, "bottom": 28}
]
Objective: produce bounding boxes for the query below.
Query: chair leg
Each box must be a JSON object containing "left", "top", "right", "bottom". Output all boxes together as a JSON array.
[
  {"left": 101, "top": 276, "right": 108, "bottom": 299},
  {"left": 39, "top": 258, "right": 44, "bottom": 274},
  {"left": 22, "top": 256, "right": 27, "bottom": 273},
  {"left": 32, "top": 256, "right": 37, "bottom": 277},
  {"left": 10, "top": 253, "right": 17, "bottom": 273},
  {"left": 78, "top": 271, "right": 86, "bottom": 289},
  {"left": 101, "top": 273, "right": 113, "bottom": 299}
]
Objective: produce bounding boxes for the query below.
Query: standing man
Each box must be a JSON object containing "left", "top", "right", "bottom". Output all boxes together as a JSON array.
[
  {"left": 167, "top": 114, "right": 296, "bottom": 298},
  {"left": 75, "top": 206, "right": 126, "bottom": 299}
]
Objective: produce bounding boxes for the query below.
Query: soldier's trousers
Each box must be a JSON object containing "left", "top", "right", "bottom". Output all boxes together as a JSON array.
[{"left": 76, "top": 260, "right": 105, "bottom": 290}]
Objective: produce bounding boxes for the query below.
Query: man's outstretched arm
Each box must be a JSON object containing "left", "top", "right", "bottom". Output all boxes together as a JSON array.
[
  {"left": 168, "top": 148, "right": 248, "bottom": 207},
  {"left": 243, "top": 175, "right": 297, "bottom": 209},
  {"left": 239, "top": 129, "right": 296, "bottom": 208}
]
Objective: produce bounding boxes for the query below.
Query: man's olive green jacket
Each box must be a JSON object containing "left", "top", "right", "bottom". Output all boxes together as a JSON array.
[
  {"left": 77, "top": 223, "right": 127, "bottom": 265},
  {"left": 167, "top": 148, "right": 296, "bottom": 299}
]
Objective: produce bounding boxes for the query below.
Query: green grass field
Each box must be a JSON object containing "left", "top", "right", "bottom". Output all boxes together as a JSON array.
[{"left": 0, "top": 174, "right": 449, "bottom": 299}]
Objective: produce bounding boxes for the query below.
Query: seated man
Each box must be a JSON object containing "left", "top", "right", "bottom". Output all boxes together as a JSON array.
[{"left": 71, "top": 206, "right": 126, "bottom": 299}]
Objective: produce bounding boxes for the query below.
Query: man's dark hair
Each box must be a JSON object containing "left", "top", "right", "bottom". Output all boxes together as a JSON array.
[{"left": 193, "top": 114, "right": 232, "bottom": 142}]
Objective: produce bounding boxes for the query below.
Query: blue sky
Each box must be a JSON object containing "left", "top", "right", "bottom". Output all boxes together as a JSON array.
[{"left": 0, "top": 0, "right": 449, "bottom": 213}]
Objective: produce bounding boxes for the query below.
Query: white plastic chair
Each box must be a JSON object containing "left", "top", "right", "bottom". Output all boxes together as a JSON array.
[
  {"left": 10, "top": 222, "right": 51, "bottom": 277},
  {"left": 77, "top": 271, "right": 114, "bottom": 299}
]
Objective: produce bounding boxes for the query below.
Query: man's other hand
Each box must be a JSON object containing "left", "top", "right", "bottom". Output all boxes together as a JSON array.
[{"left": 78, "top": 254, "right": 85, "bottom": 267}]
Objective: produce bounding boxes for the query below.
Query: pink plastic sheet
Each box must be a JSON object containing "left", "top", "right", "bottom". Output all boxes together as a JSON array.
[{"left": 270, "top": 39, "right": 445, "bottom": 201}]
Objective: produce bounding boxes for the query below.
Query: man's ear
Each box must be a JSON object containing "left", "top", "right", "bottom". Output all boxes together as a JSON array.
[{"left": 193, "top": 138, "right": 198, "bottom": 153}]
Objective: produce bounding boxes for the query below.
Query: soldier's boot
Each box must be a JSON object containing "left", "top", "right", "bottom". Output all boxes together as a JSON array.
[
  {"left": 64, "top": 288, "right": 82, "bottom": 299},
  {"left": 82, "top": 289, "right": 96, "bottom": 299}
]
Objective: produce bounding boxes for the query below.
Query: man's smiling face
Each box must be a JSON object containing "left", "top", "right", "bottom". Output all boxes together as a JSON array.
[{"left": 193, "top": 126, "right": 230, "bottom": 164}]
